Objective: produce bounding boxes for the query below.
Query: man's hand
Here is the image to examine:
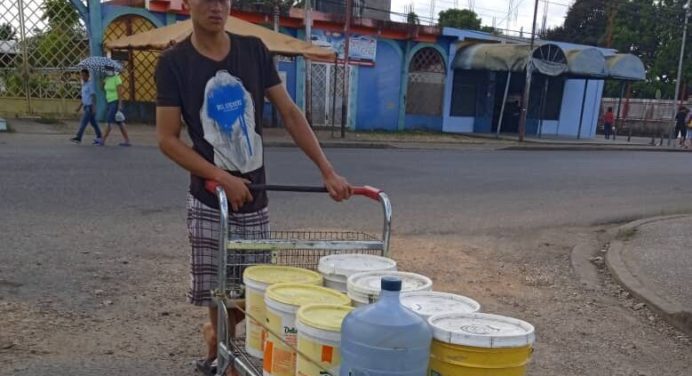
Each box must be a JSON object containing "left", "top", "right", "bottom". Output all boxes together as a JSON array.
[
  {"left": 323, "top": 171, "right": 352, "bottom": 202},
  {"left": 217, "top": 171, "right": 253, "bottom": 211}
]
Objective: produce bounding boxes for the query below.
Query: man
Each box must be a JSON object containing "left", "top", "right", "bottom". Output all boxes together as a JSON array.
[
  {"left": 675, "top": 106, "right": 688, "bottom": 147},
  {"left": 102, "top": 67, "right": 131, "bottom": 146},
  {"left": 71, "top": 69, "right": 103, "bottom": 145},
  {"left": 154, "top": 0, "right": 351, "bottom": 373}
]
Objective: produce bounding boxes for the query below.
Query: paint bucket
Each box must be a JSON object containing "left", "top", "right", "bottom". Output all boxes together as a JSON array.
[
  {"left": 295, "top": 304, "right": 353, "bottom": 376},
  {"left": 347, "top": 271, "right": 433, "bottom": 306},
  {"left": 401, "top": 291, "right": 481, "bottom": 322},
  {"left": 243, "top": 266, "right": 323, "bottom": 358},
  {"left": 318, "top": 254, "right": 397, "bottom": 292},
  {"left": 263, "top": 284, "right": 351, "bottom": 376},
  {"left": 427, "top": 312, "right": 535, "bottom": 376}
]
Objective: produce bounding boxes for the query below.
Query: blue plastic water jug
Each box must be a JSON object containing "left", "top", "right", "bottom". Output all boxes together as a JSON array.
[{"left": 340, "top": 277, "right": 433, "bottom": 376}]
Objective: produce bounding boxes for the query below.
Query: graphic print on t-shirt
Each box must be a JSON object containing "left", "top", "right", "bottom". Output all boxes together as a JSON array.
[{"left": 200, "top": 70, "right": 263, "bottom": 173}]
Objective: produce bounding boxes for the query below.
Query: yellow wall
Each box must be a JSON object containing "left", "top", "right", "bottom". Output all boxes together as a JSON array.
[
  {"left": 0, "top": 98, "right": 81, "bottom": 118},
  {"left": 103, "top": 16, "right": 158, "bottom": 102}
]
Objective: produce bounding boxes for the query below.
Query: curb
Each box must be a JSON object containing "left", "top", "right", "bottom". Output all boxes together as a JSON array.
[
  {"left": 265, "top": 141, "right": 396, "bottom": 149},
  {"left": 606, "top": 215, "right": 692, "bottom": 335},
  {"left": 502, "top": 145, "right": 690, "bottom": 153}
]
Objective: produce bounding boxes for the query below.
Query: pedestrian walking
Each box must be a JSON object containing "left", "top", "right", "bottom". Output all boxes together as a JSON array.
[
  {"left": 102, "top": 67, "right": 131, "bottom": 146},
  {"left": 675, "top": 106, "right": 688, "bottom": 148},
  {"left": 71, "top": 69, "right": 103, "bottom": 145},
  {"left": 154, "top": 0, "right": 352, "bottom": 374},
  {"left": 602, "top": 107, "right": 615, "bottom": 140}
]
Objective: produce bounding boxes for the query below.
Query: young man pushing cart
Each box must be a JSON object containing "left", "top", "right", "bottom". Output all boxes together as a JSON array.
[{"left": 154, "top": 0, "right": 351, "bottom": 373}]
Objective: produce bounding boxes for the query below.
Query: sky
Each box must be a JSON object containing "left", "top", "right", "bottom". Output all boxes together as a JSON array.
[{"left": 390, "top": 0, "right": 572, "bottom": 34}]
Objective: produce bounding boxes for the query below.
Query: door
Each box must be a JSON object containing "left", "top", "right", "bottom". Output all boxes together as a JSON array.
[{"left": 310, "top": 63, "right": 351, "bottom": 128}]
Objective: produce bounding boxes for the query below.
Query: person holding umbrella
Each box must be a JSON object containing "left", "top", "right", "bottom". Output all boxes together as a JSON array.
[
  {"left": 76, "top": 57, "right": 131, "bottom": 146},
  {"left": 101, "top": 67, "right": 131, "bottom": 146},
  {"left": 71, "top": 69, "right": 103, "bottom": 145}
]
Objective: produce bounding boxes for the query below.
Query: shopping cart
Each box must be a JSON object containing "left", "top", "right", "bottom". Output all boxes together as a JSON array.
[{"left": 204, "top": 182, "right": 392, "bottom": 376}]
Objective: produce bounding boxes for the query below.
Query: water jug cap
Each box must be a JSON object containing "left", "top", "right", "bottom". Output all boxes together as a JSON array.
[{"left": 381, "top": 277, "right": 402, "bottom": 291}]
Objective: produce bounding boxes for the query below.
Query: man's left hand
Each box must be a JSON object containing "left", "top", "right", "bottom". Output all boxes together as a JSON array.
[{"left": 323, "top": 172, "right": 352, "bottom": 202}]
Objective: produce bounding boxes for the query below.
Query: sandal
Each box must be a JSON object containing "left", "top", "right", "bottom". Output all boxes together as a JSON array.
[{"left": 195, "top": 358, "right": 217, "bottom": 376}]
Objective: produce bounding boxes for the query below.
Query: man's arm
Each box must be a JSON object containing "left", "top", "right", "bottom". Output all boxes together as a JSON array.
[
  {"left": 266, "top": 84, "right": 351, "bottom": 201},
  {"left": 156, "top": 106, "right": 252, "bottom": 211}
]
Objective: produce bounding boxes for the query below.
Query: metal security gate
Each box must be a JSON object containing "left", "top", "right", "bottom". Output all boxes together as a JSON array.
[
  {"left": 406, "top": 47, "right": 445, "bottom": 116},
  {"left": 0, "top": 0, "right": 89, "bottom": 116},
  {"left": 310, "top": 62, "right": 351, "bottom": 128}
]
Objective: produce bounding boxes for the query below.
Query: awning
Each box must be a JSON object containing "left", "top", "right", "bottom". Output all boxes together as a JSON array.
[
  {"left": 606, "top": 54, "right": 646, "bottom": 81},
  {"left": 452, "top": 42, "right": 568, "bottom": 76},
  {"left": 104, "top": 16, "right": 335, "bottom": 60},
  {"left": 453, "top": 42, "right": 644, "bottom": 80},
  {"left": 563, "top": 47, "right": 608, "bottom": 78}
]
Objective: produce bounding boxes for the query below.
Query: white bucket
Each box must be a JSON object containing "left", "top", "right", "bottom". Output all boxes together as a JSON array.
[
  {"left": 242, "top": 266, "right": 322, "bottom": 359},
  {"left": 401, "top": 291, "right": 481, "bottom": 322},
  {"left": 263, "top": 284, "right": 351, "bottom": 376},
  {"left": 347, "top": 271, "right": 433, "bottom": 306},
  {"left": 318, "top": 254, "right": 397, "bottom": 292},
  {"left": 295, "top": 304, "right": 353, "bottom": 376}
]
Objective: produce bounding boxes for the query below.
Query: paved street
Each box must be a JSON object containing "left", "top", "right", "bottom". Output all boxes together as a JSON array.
[{"left": 1, "top": 133, "right": 691, "bottom": 375}]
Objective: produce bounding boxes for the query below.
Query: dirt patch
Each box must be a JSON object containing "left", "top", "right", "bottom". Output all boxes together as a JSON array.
[{"left": 1, "top": 226, "right": 690, "bottom": 376}]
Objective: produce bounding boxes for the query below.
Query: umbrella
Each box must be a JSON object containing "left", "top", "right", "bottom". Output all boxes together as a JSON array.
[{"left": 77, "top": 56, "right": 123, "bottom": 73}]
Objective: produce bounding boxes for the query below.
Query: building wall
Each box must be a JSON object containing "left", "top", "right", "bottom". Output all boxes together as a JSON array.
[
  {"left": 314, "top": 0, "right": 391, "bottom": 21},
  {"left": 355, "top": 40, "right": 403, "bottom": 131},
  {"left": 547, "top": 79, "right": 604, "bottom": 138}
]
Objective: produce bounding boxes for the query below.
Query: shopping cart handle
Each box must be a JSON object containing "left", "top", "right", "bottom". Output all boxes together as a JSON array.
[{"left": 205, "top": 181, "right": 382, "bottom": 201}]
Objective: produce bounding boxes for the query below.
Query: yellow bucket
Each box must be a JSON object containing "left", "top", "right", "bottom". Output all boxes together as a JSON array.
[
  {"left": 242, "top": 266, "right": 322, "bottom": 359},
  {"left": 263, "top": 284, "right": 351, "bottom": 376},
  {"left": 296, "top": 304, "right": 353, "bottom": 376},
  {"left": 428, "top": 312, "right": 535, "bottom": 376}
]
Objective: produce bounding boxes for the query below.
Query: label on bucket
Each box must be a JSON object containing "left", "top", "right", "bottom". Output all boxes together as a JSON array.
[
  {"left": 296, "top": 335, "right": 340, "bottom": 376},
  {"left": 264, "top": 306, "right": 299, "bottom": 376}
]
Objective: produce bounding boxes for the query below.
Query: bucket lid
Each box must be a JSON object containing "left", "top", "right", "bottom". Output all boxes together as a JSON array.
[
  {"left": 265, "top": 283, "right": 351, "bottom": 307},
  {"left": 243, "top": 266, "right": 322, "bottom": 288},
  {"left": 428, "top": 312, "right": 535, "bottom": 348},
  {"left": 297, "top": 304, "right": 353, "bottom": 332},
  {"left": 318, "top": 254, "right": 397, "bottom": 278},
  {"left": 401, "top": 291, "right": 481, "bottom": 317},
  {"left": 347, "top": 271, "right": 433, "bottom": 297}
]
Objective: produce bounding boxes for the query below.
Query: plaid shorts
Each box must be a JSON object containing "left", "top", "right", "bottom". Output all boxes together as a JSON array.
[{"left": 186, "top": 194, "right": 270, "bottom": 306}]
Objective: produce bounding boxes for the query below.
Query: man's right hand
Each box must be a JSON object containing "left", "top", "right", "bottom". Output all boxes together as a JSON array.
[{"left": 217, "top": 172, "right": 253, "bottom": 212}]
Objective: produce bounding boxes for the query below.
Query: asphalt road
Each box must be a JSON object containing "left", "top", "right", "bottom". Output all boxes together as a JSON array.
[
  {"left": 2, "top": 139, "right": 691, "bottom": 299},
  {"left": 1, "top": 137, "right": 692, "bottom": 375}
]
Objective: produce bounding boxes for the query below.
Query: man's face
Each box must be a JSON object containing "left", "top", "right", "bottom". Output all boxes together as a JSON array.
[
  {"left": 185, "top": 0, "right": 230, "bottom": 33},
  {"left": 80, "top": 72, "right": 89, "bottom": 81}
]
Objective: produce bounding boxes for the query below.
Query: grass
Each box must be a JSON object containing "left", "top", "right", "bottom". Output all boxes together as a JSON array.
[{"left": 615, "top": 227, "right": 638, "bottom": 241}]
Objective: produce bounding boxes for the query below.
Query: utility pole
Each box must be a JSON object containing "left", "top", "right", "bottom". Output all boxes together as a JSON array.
[
  {"left": 305, "top": 0, "right": 313, "bottom": 126},
  {"left": 669, "top": 0, "right": 691, "bottom": 146},
  {"left": 517, "top": 0, "right": 540, "bottom": 142},
  {"left": 272, "top": 0, "right": 280, "bottom": 128},
  {"left": 341, "top": 0, "right": 353, "bottom": 138}
]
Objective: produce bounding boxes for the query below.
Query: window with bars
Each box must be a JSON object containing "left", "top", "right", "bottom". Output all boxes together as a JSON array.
[{"left": 405, "top": 47, "right": 445, "bottom": 116}]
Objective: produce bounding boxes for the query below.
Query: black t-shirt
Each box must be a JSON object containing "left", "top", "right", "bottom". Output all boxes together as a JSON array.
[
  {"left": 676, "top": 111, "right": 687, "bottom": 126},
  {"left": 155, "top": 33, "right": 281, "bottom": 212}
]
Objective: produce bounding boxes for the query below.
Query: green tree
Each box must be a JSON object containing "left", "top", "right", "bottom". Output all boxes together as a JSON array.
[
  {"left": 545, "top": 0, "right": 608, "bottom": 46},
  {"left": 438, "top": 9, "right": 483, "bottom": 30},
  {"left": 407, "top": 11, "right": 420, "bottom": 25},
  {"left": 0, "top": 23, "right": 16, "bottom": 40},
  {"left": 41, "top": 0, "right": 81, "bottom": 32}
]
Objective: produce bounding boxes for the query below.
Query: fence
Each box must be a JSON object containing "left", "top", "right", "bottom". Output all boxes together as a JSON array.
[
  {"left": 0, "top": 0, "right": 89, "bottom": 117},
  {"left": 599, "top": 98, "right": 684, "bottom": 140}
]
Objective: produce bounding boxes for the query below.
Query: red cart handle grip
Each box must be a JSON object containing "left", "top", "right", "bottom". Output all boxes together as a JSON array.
[{"left": 204, "top": 181, "right": 382, "bottom": 201}]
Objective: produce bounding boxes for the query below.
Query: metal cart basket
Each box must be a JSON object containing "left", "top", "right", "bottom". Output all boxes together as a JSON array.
[{"left": 205, "top": 182, "right": 392, "bottom": 376}]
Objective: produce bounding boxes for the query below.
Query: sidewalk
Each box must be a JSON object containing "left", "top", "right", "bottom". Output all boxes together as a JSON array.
[
  {"left": 2, "top": 118, "right": 691, "bottom": 152},
  {"left": 607, "top": 215, "right": 692, "bottom": 334}
]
